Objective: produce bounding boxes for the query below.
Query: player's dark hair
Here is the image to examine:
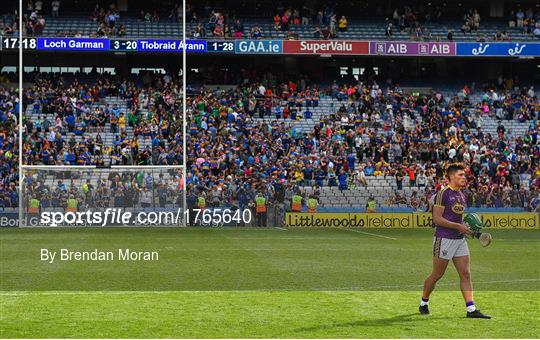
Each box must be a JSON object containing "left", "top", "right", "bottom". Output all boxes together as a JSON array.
[{"left": 445, "top": 162, "right": 466, "bottom": 178}]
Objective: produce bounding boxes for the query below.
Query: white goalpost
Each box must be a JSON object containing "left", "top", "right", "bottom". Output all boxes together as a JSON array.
[
  {"left": 17, "top": 0, "right": 23, "bottom": 228},
  {"left": 16, "top": 0, "right": 189, "bottom": 227}
]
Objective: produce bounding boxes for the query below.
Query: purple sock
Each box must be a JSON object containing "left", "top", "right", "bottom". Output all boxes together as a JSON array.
[
  {"left": 422, "top": 298, "right": 429, "bottom": 303},
  {"left": 466, "top": 301, "right": 475, "bottom": 307}
]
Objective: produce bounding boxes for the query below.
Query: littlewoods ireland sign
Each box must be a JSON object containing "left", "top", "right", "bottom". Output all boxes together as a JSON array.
[{"left": 285, "top": 212, "right": 539, "bottom": 229}]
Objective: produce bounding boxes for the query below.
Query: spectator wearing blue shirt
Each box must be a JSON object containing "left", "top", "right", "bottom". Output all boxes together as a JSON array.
[{"left": 338, "top": 170, "right": 348, "bottom": 190}]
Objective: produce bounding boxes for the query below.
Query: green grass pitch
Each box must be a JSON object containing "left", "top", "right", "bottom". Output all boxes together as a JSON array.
[{"left": 1, "top": 227, "right": 539, "bottom": 338}]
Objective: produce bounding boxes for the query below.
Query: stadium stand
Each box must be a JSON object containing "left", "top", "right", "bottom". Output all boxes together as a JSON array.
[
  {"left": 186, "top": 18, "right": 538, "bottom": 42},
  {"left": 38, "top": 15, "right": 182, "bottom": 38},
  {"left": 11, "top": 64, "right": 538, "bottom": 213},
  {"left": 184, "top": 78, "right": 539, "bottom": 213},
  {"left": 22, "top": 72, "right": 184, "bottom": 166},
  {"left": 9, "top": 2, "right": 539, "bottom": 41},
  {"left": 183, "top": 2, "right": 539, "bottom": 41},
  {"left": 0, "top": 85, "right": 20, "bottom": 211},
  {"left": 1, "top": 1, "right": 539, "bottom": 218}
]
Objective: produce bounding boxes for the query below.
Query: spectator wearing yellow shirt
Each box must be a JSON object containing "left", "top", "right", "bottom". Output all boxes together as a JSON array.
[
  {"left": 294, "top": 167, "right": 304, "bottom": 184},
  {"left": 118, "top": 113, "right": 126, "bottom": 133},
  {"left": 338, "top": 16, "right": 348, "bottom": 32},
  {"left": 374, "top": 159, "right": 389, "bottom": 176}
]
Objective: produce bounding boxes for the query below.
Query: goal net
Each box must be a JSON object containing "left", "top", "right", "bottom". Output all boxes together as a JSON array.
[{"left": 20, "top": 165, "right": 186, "bottom": 227}]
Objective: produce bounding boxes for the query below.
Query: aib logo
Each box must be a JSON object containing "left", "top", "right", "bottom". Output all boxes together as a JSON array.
[{"left": 375, "top": 42, "right": 408, "bottom": 54}]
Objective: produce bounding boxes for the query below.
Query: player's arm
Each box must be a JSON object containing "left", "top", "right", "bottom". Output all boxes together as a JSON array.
[{"left": 432, "top": 205, "right": 472, "bottom": 235}]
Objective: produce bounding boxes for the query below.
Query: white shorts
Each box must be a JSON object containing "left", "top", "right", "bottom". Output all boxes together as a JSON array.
[{"left": 433, "top": 237, "right": 470, "bottom": 260}]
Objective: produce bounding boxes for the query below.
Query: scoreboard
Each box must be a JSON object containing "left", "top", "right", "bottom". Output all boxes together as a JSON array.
[
  {"left": 2, "top": 37, "right": 539, "bottom": 57},
  {"left": 1, "top": 37, "right": 282, "bottom": 54},
  {"left": 1, "top": 37, "right": 207, "bottom": 53}
]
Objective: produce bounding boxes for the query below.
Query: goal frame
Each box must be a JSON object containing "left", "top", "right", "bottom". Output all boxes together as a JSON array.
[
  {"left": 16, "top": 0, "right": 188, "bottom": 228},
  {"left": 18, "top": 165, "right": 187, "bottom": 227}
]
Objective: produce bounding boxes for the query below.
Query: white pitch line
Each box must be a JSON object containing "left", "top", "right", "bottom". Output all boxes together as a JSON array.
[
  {"left": 226, "top": 237, "right": 337, "bottom": 240},
  {"left": 1, "top": 278, "right": 538, "bottom": 296},
  {"left": 274, "top": 227, "right": 288, "bottom": 231},
  {"left": 0, "top": 291, "right": 176, "bottom": 296},
  {"left": 372, "top": 278, "right": 540, "bottom": 290},
  {"left": 343, "top": 228, "right": 397, "bottom": 240}
]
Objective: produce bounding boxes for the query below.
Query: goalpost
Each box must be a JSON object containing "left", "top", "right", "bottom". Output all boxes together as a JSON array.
[
  {"left": 19, "top": 165, "right": 187, "bottom": 227},
  {"left": 16, "top": 0, "right": 189, "bottom": 227}
]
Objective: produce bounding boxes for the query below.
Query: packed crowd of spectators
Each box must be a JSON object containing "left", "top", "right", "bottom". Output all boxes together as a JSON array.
[
  {"left": 184, "top": 78, "right": 539, "bottom": 211},
  {"left": 0, "top": 86, "right": 20, "bottom": 210},
  {"left": 22, "top": 72, "right": 184, "bottom": 166},
  {"left": 3, "top": 70, "right": 540, "bottom": 212}
]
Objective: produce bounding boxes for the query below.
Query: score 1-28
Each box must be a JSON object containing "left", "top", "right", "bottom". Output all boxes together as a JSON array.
[{"left": 208, "top": 41, "right": 234, "bottom": 53}]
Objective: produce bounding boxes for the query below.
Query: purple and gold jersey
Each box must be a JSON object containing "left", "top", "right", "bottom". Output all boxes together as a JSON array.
[{"left": 433, "top": 186, "right": 466, "bottom": 239}]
